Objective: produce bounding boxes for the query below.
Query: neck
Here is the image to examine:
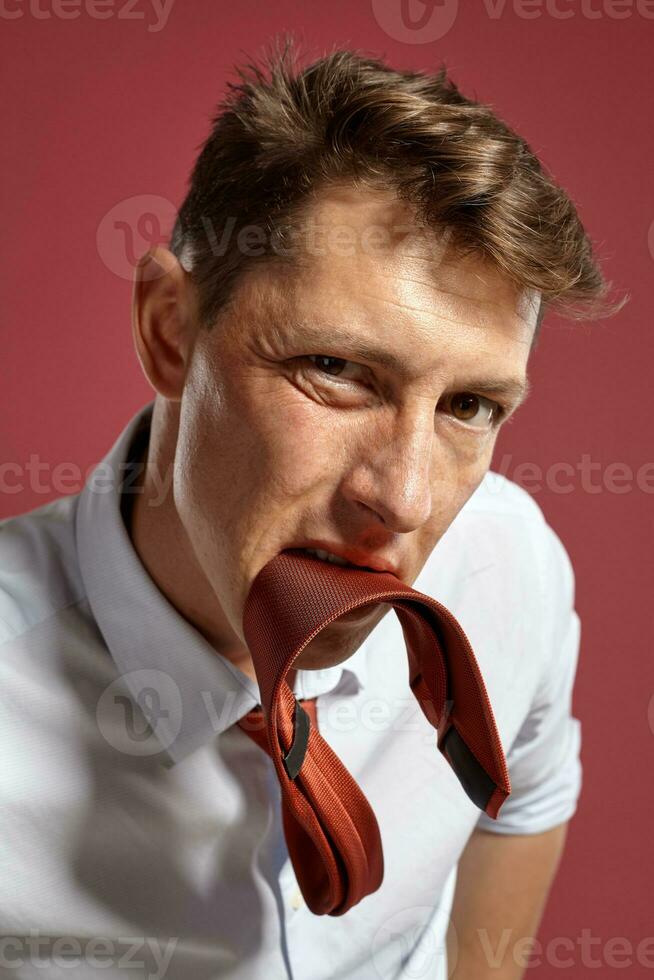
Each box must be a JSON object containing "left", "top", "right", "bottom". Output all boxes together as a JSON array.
[{"left": 124, "top": 399, "right": 264, "bottom": 686}]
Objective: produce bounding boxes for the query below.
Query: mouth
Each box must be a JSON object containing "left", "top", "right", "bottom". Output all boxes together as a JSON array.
[
  {"left": 288, "top": 545, "right": 392, "bottom": 572},
  {"left": 278, "top": 548, "right": 392, "bottom": 625}
]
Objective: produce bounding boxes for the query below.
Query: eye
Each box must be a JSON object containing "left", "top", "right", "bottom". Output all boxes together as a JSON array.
[
  {"left": 441, "top": 392, "right": 504, "bottom": 430},
  {"left": 301, "top": 357, "right": 506, "bottom": 429},
  {"left": 304, "top": 355, "right": 363, "bottom": 382}
]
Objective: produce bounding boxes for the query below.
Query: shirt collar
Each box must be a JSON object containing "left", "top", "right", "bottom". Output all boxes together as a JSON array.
[{"left": 75, "top": 400, "right": 369, "bottom": 766}]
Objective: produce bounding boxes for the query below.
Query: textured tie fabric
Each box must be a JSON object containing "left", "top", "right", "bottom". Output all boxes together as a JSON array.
[{"left": 236, "top": 548, "right": 511, "bottom": 917}]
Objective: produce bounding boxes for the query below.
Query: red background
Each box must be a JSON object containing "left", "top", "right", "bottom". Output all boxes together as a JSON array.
[{"left": 2, "top": 2, "right": 652, "bottom": 974}]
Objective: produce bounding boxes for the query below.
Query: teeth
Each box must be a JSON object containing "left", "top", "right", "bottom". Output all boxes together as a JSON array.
[{"left": 304, "top": 547, "right": 350, "bottom": 567}]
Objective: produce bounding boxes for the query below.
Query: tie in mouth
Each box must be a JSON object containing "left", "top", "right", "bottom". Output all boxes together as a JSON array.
[
  {"left": 285, "top": 547, "right": 385, "bottom": 575},
  {"left": 240, "top": 543, "right": 512, "bottom": 917}
]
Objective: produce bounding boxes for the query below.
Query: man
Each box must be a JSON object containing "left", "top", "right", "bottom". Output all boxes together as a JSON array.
[{"left": 0, "top": 44, "right": 621, "bottom": 979}]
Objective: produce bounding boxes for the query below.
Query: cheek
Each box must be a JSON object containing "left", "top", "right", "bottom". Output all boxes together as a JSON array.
[
  {"left": 442, "top": 451, "right": 494, "bottom": 521},
  {"left": 239, "top": 386, "right": 354, "bottom": 501},
  {"left": 177, "top": 363, "right": 353, "bottom": 533},
  {"left": 416, "top": 434, "right": 495, "bottom": 529}
]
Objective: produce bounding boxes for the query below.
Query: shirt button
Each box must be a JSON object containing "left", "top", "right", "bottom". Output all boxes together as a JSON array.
[{"left": 290, "top": 887, "right": 304, "bottom": 910}]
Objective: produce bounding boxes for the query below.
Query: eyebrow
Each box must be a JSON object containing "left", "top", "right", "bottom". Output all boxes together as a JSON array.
[{"left": 287, "top": 321, "right": 532, "bottom": 407}]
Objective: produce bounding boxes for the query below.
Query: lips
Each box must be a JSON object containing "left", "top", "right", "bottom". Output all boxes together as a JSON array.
[
  {"left": 291, "top": 547, "right": 372, "bottom": 572},
  {"left": 301, "top": 547, "right": 357, "bottom": 567},
  {"left": 284, "top": 543, "right": 399, "bottom": 576}
]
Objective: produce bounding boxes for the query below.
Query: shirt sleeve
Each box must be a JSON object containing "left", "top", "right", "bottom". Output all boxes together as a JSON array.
[{"left": 475, "top": 521, "right": 583, "bottom": 835}]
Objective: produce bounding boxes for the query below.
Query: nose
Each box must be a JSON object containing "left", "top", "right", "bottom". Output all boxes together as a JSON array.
[{"left": 340, "top": 406, "right": 435, "bottom": 533}]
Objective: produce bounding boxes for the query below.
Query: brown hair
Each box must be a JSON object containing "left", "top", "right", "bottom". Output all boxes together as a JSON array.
[{"left": 170, "top": 38, "right": 625, "bottom": 339}]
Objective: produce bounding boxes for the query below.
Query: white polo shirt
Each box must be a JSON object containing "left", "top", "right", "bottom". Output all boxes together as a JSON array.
[{"left": 0, "top": 401, "right": 582, "bottom": 980}]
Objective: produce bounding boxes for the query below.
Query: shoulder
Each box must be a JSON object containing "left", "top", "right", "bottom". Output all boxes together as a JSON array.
[{"left": 0, "top": 494, "right": 86, "bottom": 646}]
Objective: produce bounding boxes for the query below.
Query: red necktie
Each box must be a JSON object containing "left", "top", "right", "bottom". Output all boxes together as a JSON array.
[{"left": 237, "top": 548, "right": 511, "bottom": 917}]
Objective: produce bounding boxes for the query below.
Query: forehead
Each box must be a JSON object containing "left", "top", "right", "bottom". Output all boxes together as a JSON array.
[
  {"left": 300, "top": 183, "right": 537, "bottom": 312},
  {"left": 255, "top": 184, "right": 539, "bottom": 362}
]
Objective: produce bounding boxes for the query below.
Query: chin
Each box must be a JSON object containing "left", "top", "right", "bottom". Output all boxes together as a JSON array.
[
  {"left": 294, "top": 645, "right": 356, "bottom": 671},
  {"left": 294, "top": 603, "right": 388, "bottom": 670}
]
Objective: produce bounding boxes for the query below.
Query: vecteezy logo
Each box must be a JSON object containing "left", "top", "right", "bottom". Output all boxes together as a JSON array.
[
  {"left": 371, "top": 0, "right": 459, "bottom": 43},
  {"left": 371, "top": 904, "right": 456, "bottom": 978},
  {"left": 96, "top": 668, "right": 183, "bottom": 756},
  {"left": 115, "top": 687, "right": 168, "bottom": 741},
  {"left": 96, "top": 193, "right": 178, "bottom": 281}
]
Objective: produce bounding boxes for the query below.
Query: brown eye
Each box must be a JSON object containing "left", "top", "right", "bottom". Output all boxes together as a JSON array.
[
  {"left": 445, "top": 392, "right": 500, "bottom": 430},
  {"left": 309, "top": 355, "right": 347, "bottom": 376},
  {"left": 452, "top": 394, "right": 482, "bottom": 420}
]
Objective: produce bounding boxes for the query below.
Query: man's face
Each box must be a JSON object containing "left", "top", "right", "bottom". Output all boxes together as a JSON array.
[{"left": 173, "top": 185, "right": 538, "bottom": 669}]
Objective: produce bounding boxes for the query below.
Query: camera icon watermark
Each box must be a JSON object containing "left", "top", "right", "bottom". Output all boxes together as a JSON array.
[
  {"left": 371, "top": 904, "right": 457, "bottom": 977},
  {"left": 372, "top": 0, "right": 654, "bottom": 43},
  {"left": 371, "top": 0, "right": 459, "bottom": 43},
  {"left": 96, "top": 193, "right": 178, "bottom": 281},
  {"left": 96, "top": 668, "right": 183, "bottom": 756}
]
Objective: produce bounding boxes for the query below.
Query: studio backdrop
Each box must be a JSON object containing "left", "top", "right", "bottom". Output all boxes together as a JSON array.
[{"left": 1, "top": 3, "right": 652, "bottom": 977}]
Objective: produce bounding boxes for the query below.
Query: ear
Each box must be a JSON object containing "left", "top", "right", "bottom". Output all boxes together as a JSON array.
[{"left": 131, "top": 245, "right": 197, "bottom": 401}]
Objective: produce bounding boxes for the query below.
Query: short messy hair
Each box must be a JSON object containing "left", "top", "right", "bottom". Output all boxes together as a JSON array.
[{"left": 170, "top": 38, "right": 625, "bottom": 339}]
